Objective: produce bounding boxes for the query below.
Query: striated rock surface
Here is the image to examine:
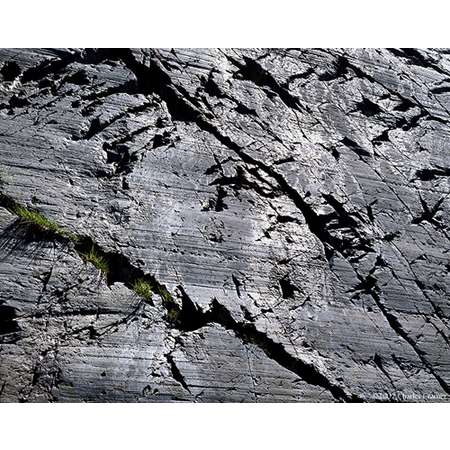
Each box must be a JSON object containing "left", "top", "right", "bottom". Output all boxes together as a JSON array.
[{"left": 0, "top": 48, "right": 449, "bottom": 402}]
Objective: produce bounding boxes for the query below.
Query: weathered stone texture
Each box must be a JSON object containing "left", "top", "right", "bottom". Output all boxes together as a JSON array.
[{"left": 0, "top": 48, "right": 449, "bottom": 402}]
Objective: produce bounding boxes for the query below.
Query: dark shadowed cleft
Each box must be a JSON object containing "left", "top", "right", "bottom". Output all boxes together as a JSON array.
[
  {"left": 279, "top": 276, "right": 300, "bottom": 299},
  {"left": 165, "top": 353, "right": 191, "bottom": 393},
  {"left": 415, "top": 167, "right": 450, "bottom": 181},
  {"left": 356, "top": 97, "right": 382, "bottom": 117},
  {"left": 233, "top": 56, "right": 303, "bottom": 111},
  {"left": 318, "top": 56, "right": 349, "bottom": 81},
  {"left": 0, "top": 302, "right": 20, "bottom": 336},
  {"left": 65, "top": 69, "right": 91, "bottom": 86},
  {"left": 341, "top": 137, "right": 372, "bottom": 158},
  {"left": 1, "top": 61, "right": 21, "bottom": 81}
]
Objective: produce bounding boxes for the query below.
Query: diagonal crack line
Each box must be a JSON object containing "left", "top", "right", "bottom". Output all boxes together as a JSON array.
[
  {"left": 223, "top": 53, "right": 308, "bottom": 113},
  {"left": 115, "top": 50, "right": 355, "bottom": 261},
  {"left": 173, "top": 292, "right": 362, "bottom": 402},
  {"left": 0, "top": 192, "right": 176, "bottom": 311},
  {"left": 207, "top": 299, "right": 362, "bottom": 402},
  {"left": 0, "top": 191, "right": 360, "bottom": 402},
  {"left": 164, "top": 352, "right": 191, "bottom": 394},
  {"left": 8, "top": 50, "right": 446, "bottom": 400},
  {"left": 116, "top": 50, "right": 450, "bottom": 399},
  {"left": 355, "top": 270, "right": 450, "bottom": 396}
]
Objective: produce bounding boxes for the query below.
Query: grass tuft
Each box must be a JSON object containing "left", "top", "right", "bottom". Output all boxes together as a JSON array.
[
  {"left": 132, "top": 278, "right": 154, "bottom": 303},
  {"left": 81, "top": 245, "right": 110, "bottom": 275},
  {"left": 155, "top": 287, "right": 179, "bottom": 322},
  {"left": 12, "top": 205, "right": 63, "bottom": 235}
]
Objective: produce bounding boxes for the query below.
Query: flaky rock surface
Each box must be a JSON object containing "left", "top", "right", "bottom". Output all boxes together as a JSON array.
[{"left": 0, "top": 48, "right": 449, "bottom": 402}]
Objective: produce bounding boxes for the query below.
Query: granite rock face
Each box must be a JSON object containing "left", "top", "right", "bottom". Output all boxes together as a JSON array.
[{"left": 0, "top": 48, "right": 449, "bottom": 402}]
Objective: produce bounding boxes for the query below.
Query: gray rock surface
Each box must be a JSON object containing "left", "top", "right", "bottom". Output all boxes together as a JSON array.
[{"left": 0, "top": 48, "right": 449, "bottom": 402}]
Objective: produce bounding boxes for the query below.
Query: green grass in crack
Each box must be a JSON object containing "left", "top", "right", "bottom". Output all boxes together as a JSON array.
[
  {"left": 2, "top": 193, "right": 171, "bottom": 305},
  {"left": 12, "top": 204, "right": 64, "bottom": 235},
  {"left": 157, "top": 286, "right": 172, "bottom": 304},
  {"left": 80, "top": 245, "right": 110, "bottom": 275},
  {"left": 132, "top": 278, "right": 154, "bottom": 303},
  {"left": 155, "top": 287, "right": 180, "bottom": 321}
]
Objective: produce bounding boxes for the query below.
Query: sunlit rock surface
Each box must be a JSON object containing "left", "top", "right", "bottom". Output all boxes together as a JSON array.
[{"left": 0, "top": 48, "right": 449, "bottom": 402}]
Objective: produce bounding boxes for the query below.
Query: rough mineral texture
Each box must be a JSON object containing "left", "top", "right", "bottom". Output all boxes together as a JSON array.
[{"left": 0, "top": 48, "right": 449, "bottom": 402}]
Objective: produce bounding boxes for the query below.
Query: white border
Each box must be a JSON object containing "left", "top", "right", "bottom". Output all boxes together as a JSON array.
[
  {"left": 0, "top": 0, "right": 448, "bottom": 47},
  {"left": 0, "top": 403, "right": 448, "bottom": 449}
]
